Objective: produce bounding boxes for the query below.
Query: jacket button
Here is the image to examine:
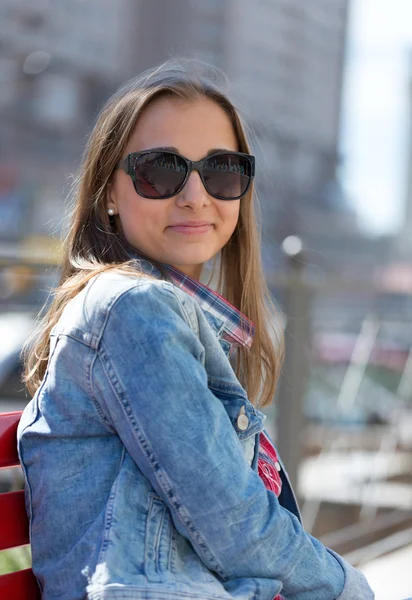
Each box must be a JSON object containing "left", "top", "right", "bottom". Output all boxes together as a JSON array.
[{"left": 237, "top": 405, "right": 249, "bottom": 431}]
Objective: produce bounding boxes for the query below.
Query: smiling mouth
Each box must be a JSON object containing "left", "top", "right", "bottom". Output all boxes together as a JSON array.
[{"left": 168, "top": 224, "right": 213, "bottom": 235}]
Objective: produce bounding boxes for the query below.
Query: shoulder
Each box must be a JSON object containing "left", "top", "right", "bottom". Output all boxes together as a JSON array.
[
  {"left": 95, "top": 272, "right": 204, "bottom": 359},
  {"left": 89, "top": 269, "right": 181, "bottom": 309},
  {"left": 98, "top": 270, "right": 192, "bottom": 321},
  {"left": 53, "top": 270, "right": 199, "bottom": 346}
]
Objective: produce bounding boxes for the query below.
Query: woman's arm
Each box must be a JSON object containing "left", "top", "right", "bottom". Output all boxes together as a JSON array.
[{"left": 92, "top": 281, "right": 374, "bottom": 600}]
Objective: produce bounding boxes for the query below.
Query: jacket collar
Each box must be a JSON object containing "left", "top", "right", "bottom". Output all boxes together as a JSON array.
[{"left": 127, "top": 250, "right": 255, "bottom": 351}]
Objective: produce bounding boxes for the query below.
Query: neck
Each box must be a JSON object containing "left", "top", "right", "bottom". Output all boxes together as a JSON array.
[{"left": 170, "top": 264, "right": 203, "bottom": 280}]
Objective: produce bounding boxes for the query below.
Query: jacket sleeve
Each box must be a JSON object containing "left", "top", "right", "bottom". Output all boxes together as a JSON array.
[{"left": 93, "top": 282, "right": 375, "bottom": 600}]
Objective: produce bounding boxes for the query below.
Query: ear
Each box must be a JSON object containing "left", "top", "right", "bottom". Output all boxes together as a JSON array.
[{"left": 106, "top": 180, "right": 118, "bottom": 213}]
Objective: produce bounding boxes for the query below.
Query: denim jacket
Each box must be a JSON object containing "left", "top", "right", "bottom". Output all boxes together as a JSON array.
[{"left": 17, "top": 258, "right": 374, "bottom": 600}]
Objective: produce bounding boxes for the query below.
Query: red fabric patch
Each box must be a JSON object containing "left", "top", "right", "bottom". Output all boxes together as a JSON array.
[
  {"left": 257, "top": 431, "right": 284, "bottom": 600},
  {"left": 257, "top": 431, "right": 282, "bottom": 497}
]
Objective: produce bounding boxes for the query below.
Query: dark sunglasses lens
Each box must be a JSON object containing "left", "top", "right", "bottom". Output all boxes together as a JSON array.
[
  {"left": 203, "top": 154, "right": 252, "bottom": 199},
  {"left": 133, "top": 152, "right": 187, "bottom": 198}
]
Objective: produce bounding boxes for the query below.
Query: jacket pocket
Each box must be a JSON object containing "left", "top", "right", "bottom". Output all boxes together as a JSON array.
[{"left": 144, "top": 493, "right": 174, "bottom": 582}]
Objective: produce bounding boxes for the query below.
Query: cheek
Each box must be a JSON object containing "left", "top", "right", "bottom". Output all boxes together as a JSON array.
[
  {"left": 220, "top": 203, "right": 240, "bottom": 235},
  {"left": 113, "top": 175, "right": 153, "bottom": 219},
  {"left": 121, "top": 190, "right": 160, "bottom": 223},
  {"left": 115, "top": 192, "right": 145, "bottom": 239},
  {"left": 118, "top": 202, "right": 163, "bottom": 253}
]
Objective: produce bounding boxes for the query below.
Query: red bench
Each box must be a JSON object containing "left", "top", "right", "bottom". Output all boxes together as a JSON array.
[{"left": 0, "top": 411, "right": 41, "bottom": 599}]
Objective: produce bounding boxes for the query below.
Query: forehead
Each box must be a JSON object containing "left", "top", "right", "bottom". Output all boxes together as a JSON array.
[{"left": 126, "top": 95, "right": 239, "bottom": 155}]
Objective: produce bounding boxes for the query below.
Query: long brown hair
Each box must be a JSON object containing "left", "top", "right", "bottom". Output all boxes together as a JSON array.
[{"left": 22, "top": 58, "right": 284, "bottom": 407}]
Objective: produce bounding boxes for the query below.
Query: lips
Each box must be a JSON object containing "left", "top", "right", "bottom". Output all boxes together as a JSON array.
[
  {"left": 170, "top": 221, "right": 212, "bottom": 227},
  {"left": 168, "top": 223, "right": 213, "bottom": 235}
]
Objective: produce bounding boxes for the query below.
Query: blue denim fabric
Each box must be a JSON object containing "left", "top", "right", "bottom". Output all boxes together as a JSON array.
[{"left": 17, "top": 262, "right": 375, "bottom": 599}]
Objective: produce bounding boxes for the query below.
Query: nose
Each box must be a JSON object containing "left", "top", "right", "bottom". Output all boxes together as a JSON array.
[{"left": 176, "top": 170, "right": 210, "bottom": 209}]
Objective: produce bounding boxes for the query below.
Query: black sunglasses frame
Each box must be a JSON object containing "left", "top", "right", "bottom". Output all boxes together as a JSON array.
[{"left": 116, "top": 150, "right": 255, "bottom": 200}]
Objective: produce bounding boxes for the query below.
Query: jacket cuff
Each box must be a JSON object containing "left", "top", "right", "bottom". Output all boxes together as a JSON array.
[{"left": 327, "top": 548, "right": 375, "bottom": 599}]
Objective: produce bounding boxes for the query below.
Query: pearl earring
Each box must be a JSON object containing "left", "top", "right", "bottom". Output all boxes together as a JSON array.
[{"left": 107, "top": 208, "right": 116, "bottom": 216}]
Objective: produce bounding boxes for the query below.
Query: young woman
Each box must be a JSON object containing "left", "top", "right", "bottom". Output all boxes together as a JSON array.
[{"left": 17, "top": 59, "right": 374, "bottom": 600}]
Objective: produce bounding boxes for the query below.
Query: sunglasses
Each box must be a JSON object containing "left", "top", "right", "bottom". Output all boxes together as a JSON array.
[{"left": 116, "top": 149, "right": 255, "bottom": 200}]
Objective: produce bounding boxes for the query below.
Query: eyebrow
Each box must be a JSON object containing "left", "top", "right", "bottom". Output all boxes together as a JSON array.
[{"left": 140, "top": 146, "right": 236, "bottom": 157}]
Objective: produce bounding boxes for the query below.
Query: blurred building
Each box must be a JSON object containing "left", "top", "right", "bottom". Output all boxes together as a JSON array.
[{"left": 0, "top": 0, "right": 136, "bottom": 246}]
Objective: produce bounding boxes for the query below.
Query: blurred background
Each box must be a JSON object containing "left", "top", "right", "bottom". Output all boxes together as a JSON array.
[{"left": 0, "top": 0, "right": 411, "bottom": 597}]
